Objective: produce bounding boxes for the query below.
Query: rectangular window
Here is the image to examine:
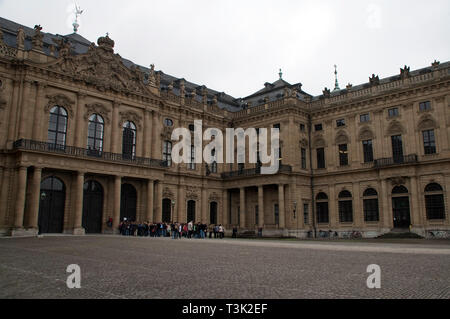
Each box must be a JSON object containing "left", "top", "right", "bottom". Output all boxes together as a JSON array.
[
  {"left": 423, "top": 130, "right": 436, "bottom": 155},
  {"left": 339, "top": 144, "right": 348, "bottom": 166},
  {"left": 188, "top": 145, "right": 196, "bottom": 170},
  {"left": 336, "top": 119, "right": 346, "bottom": 127},
  {"left": 419, "top": 101, "right": 431, "bottom": 111},
  {"left": 301, "top": 148, "right": 307, "bottom": 169},
  {"left": 273, "top": 124, "right": 281, "bottom": 130},
  {"left": 317, "top": 148, "right": 326, "bottom": 169},
  {"left": 364, "top": 199, "right": 379, "bottom": 222},
  {"left": 391, "top": 135, "right": 404, "bottom": 163},
  {"left": 300, "top": 124, "right": 306, "bottom": 132},
  {"left": 303, "top": 204, "right": 309, "bottom": 225},
  {"left": 363, "top": 140, "right": 374, "bottom": 163},
  {"left": 339, "top": 200, "right": 353, "bottom": 223},
  {"left": 163, "top": 141, "right": 172, "bottom": 167},
  {"left": 388, "top": 108, "right": 399, "bottom": 117},
  {"left": 360, "top": 114, "right": 370, "bottom": 123},
  {"left": 274, "top": 204, "right": 279, "bottom": 225},
  {"left": 315, "top": 124, "right": 323, "bottom": 131}
]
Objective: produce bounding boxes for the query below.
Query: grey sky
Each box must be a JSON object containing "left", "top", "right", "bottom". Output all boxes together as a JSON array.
[{"left": 1, "top": 0, "right": 449, "bottom": 97}]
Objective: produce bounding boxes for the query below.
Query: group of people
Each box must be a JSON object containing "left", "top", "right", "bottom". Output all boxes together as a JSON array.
[{"left": 118, "top": 220, "right": 226, "bottom": 239}]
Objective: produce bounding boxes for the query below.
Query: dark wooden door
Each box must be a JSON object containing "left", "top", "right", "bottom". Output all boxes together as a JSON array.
[
  {"left": 210, "top": 202, "right": 218, "bottom": 224},
  {"left": 82, "top": 181, "right": 104, "bottom": 234},
  {"left": 162, "top": 199, "right": 172, "bottom": 223},
  {"left": 38, "top": 177, "right": 65, "bottom": 234},
  {"left": 187, "top": 200, "right": 196, "bottom": 223},
  {"left": 120, "top": 184, "right": 137, "bottom": 222},
  {"left": 392, "top": 197, "right": 411, "bottom": 228}
]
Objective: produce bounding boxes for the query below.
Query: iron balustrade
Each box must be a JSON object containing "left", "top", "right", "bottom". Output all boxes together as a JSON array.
[
  {"left": 13, "top": 139, "right": 168, "bottom": 168},
  {"left": 374, "top": 154, "right": 418, "bottom": 168},
  {"left": 221, "top": 164, "right": 292, "bottom": 179}
]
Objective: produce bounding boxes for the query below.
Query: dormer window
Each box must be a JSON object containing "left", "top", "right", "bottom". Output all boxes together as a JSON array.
[{"left": 336, "top": 119, "right": 346, "bottom": 127}]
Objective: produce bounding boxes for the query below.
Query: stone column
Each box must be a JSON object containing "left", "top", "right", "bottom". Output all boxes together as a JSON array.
[
  {"left": 410, "top": 176, "right": 422, "bottom": 227},
  {"left": 329, "top": 185, "right": 337, "bottom": 228},
  {"left": 258, "top": 185, "right": 264, "bottom": 228},
  {"left": 18, "top": 80, "right": 32, "bottom": 139},
  {"left": 146, "top": 179, "right": 154, "bottom": 222},
  {"left": 111, "top": 101, "right": 120, "bottom": 154},
  {"left": 113, "top": 176, "right": 122, "bottom": 232},
  {"left": 74, "top": 93, "right": 86, "bottom": 148},
  {"left": 7, "top": 80, "right": 20, "bottom": 146},
  {"left": 32, "top": 82, "right": 46, "bottom": 141},
  {"left": 278, "top": 184, "right": 286, "bottom": 229},
  {"left": 28, "top": 167, "right": 42, "bottom": 229},
  {"left": 222, "top": 189, "right": 229, "bottom": 226},
  {"left": 177, "top": 185, "right": 185, "bottom": 223},
  {"left": 155, "top": 182, "right": 163, "bottom": 222},
  {"left": 380, "top": 179, "right": 391, "bottom": 229},
  {"left": 144, "top": 109, "right": 153, "bottom": 158},
  {"left": 201, "top": 188, "right": 208, "bottom": 223},
  {"left": 13, "top": 166, "right": 28, "bottom": 229},
  {"left": 353, "top": 182, "right": 362, "bottom": 228},
  {"left": 152, "top": 111, "right": 160, "bottom": 159},
  {"left": 73, "top": 171, "right": 85, "bottom": 235},
  {"left": 240, "top": 187, "right": 246, "bottom": 228}
]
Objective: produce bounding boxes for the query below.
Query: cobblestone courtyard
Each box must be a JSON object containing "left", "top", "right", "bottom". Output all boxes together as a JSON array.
[{"left": 0, "top": 236, "right": 449, "bottom": 299}]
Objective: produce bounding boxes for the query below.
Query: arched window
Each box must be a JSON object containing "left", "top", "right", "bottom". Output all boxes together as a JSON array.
[
  {"left": 316, "top": 192, "right": 329, "bottom": 224},
  {"left": 164, "top": 118, "right": 174, "bottom": 127},
  {"left": 392, "top": 185, "right": 409, "bottom": 194},
  {"left": 338, "top": 190, "right": 353, "bottom": 223},
  {"left": 48, "top": 106, "right": 68, "bottom": 149},
  {"left": 363, "top": 188, "right": 379, "bottom": 222},
  {"left": 87, "top": 114, "right": 104, "bottom": 155},
  {"left": 122, "top": 121, "right": 136, "bottom": 160},
  {"left": 163, "top": 141, "right": 172, "bottom": 167},
  {"left": 425, "top": 183, "right": 445, "bottom": 220}
]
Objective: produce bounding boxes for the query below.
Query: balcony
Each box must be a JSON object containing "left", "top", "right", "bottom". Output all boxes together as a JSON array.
[
  {"left": 13, "top": 139, "right": 168, "bottom": 169},
  {"left": 221, "top": 164, "right": 292, "bottom": 179},
  {"left": 374, "top": 154, "right": 418, "bottom": 168}
]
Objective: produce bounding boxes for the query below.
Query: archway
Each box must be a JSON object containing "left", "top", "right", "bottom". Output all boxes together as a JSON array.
[
  {"left": 120, "top": 183, "right": 137, "bottom": 222},
  {"left": 162, "top": 198, "right": 172, "bottom": 223},
  {"left": 38, "top": 177, "right": 66, "bottom": 234},
  {"left": 392, "top": 186, "right": 411, "bottom": 228},
  {"left": 210, "top": 202, "right": 218, "bottom": 225},
  {"left": 82, "top": 180, "right": 104, "bottom": 234},
  {"left": 187, "top": 200, "right": 196, "bottom": 223}
]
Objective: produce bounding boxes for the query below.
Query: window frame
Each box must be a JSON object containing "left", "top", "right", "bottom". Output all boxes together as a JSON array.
[{"left": 48, "top": 106, "right": 68, "bottom": 150}]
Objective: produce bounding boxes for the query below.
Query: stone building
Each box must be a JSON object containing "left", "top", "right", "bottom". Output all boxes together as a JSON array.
[{"left": 0, "top": 16, "right": 449, "bottom": 238}]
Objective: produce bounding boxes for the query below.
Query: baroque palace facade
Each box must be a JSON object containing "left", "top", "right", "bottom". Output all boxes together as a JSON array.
[{"left": 0, "top": 17, "right": 449, "bottom": 238}]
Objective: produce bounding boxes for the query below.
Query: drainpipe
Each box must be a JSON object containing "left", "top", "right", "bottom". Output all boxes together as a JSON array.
[{"left": 308, "top": 114, "right": 317, "bottom": 238}]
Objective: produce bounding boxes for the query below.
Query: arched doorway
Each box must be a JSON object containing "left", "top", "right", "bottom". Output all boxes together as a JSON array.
[
  {"left": 82, "top": 180, "right": 104, "bottom": 234},
  {"left": 392, "top": 185, "right": 411, "bottom": 229},
  {"left": 187, "top": 200, "right": 196, "bottom": 222},
  {"left": 210, "top": 202, "right": 218, "bottom": 224},
  {"left": 38, "top": 177, "right": 66, "bottom": 234},
  {"left": 120, "top": 183, "right": 137, "bottom": 222},
  {"left": 162, "top": 199, "right": 172, "bottom": 223}
]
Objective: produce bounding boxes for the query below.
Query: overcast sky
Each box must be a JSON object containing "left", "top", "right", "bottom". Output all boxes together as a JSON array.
[{"left": 1, "top": 0, "right": 449, "bottom": 97}]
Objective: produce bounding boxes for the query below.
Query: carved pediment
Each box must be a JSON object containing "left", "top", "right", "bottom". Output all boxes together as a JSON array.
[
  {"left": 417, "top": 114, "right": 438, "bottom": 131},
  {"left": 119, "top": 111, "right": 142, "bottom": 129},
  {"left": 313, "top": 135, "right": 326, "bottom": 148},
  {"left": 47, "top": 35, "right": 151, "bottom": 95},
  {"left": 335, "top": 130, "right": 349, "bottom": 145},
  {"left": 84, "top": 103, "right": 111, "bottom": 124},
  {"left": 45, "top": 93, "right": 75, "bottom": 117},
  {"left": 186, "top": 187, "right": 199, "bottom": 200},
  {"left": 386, "top": 120, "right": 405, "bottom": 136},
  {"left": 163, "top": 187, "right": 175, "bottom": 200},
  {"left": 359, "top": 126, "right": 374, "bottom": 141}
]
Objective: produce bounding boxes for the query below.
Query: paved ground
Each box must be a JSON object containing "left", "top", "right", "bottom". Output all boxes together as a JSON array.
[{"left": 0, "top": 236, "right": 449, "bottom": 299}]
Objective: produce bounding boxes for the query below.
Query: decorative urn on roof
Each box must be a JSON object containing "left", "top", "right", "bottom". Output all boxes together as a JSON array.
[{"left": 97, "top": 34, "right": 115, "bottom": 52}]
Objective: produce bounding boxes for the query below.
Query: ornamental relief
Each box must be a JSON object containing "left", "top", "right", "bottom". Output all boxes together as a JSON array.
[
  {"left": 417, "top": 114, "right": 438, "bottom": 131},
  {"left": 46, "top": 35, "right": 152, "bottom": 96},
  {"left": 334, "top": 130, "right": 349, "bottom": 145},
  {"left": 209, "top": 192, "right": 221, "bottom": 203},
  {"left": 44, "top": 93, "right": 75, "bottom": 117},
  {"left": 119, "top": 111, "right": 142, "bottom": 129},
  {"left": 386, "top": 120, "right": 405, "bottom": 136},
  {"left": 358, "top": 126, "right": 375, "bottom": 141},
  {"left": 162, "top": 187, "right": 175, "bottom": 200},
  {"left": 84, "top": 102, "right": 111, "bottom": 124},
  {"left": 186, "top": 186, "right": 199, "bottom": 200}
]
